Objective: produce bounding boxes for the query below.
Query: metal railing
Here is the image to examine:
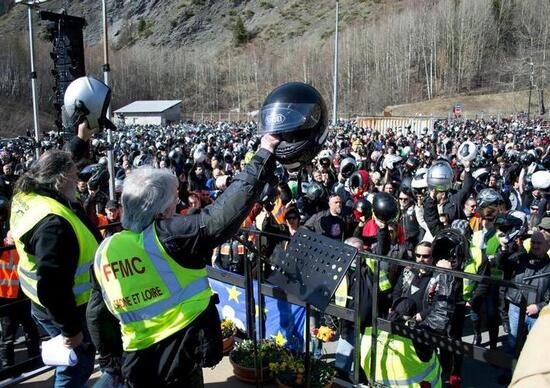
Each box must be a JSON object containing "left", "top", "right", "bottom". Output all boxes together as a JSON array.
[{"left": 0, "top": 224, "right": 538, "bottom": 387}]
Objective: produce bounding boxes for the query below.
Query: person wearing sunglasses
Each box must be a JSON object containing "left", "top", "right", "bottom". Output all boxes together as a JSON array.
[{"left": 391, "top": 242, "right": 436, "bottom": 324}]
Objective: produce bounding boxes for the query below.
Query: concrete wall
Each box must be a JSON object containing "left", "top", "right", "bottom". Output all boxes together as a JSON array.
[
  {"left": 163, "top": 105, "right": 181, "bottom": 123},
  {"left": 355, "top": 116, "right": 438, "bottom": 135},
  {"left": 118, "top": 114, "right": 163, "bottom": 126},
  {"left": 115, "top": 104, "right": 181, "bottom": 126}
]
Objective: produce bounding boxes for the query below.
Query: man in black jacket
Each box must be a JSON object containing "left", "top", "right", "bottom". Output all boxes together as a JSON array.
[
  {"left": 87, "top": 134, "right": 280, "bottom": 387},
  {"left": 9, "top": 123, "right": 101, "bottom": 387},
  {"left": 391, "top": 241, "right": 435, "bottom": 323},
  {"left": 423, "top": 161, "right": 473, "bottom": 236},
  {"left": 304, "top": 193, "right": 347, "bottom": 240},
  {"left": 496, "top": 230, "right": 550, "bottom": 354}
]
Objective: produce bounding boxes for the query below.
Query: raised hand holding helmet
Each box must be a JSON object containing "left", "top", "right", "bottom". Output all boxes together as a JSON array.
[
  {"left": 258, "top": 82, "right": 328, "bottom": 171},
  {"left": 62, "top": 76, "right": 116, "bottom": 132}
]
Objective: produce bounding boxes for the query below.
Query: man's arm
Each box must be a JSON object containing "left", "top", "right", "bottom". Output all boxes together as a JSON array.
[
  {"left": 158, "top": 136, "right": 279, "bottom": 267},
  {"left": 423, "top": 195, "right": 443, "bottom": 235}
]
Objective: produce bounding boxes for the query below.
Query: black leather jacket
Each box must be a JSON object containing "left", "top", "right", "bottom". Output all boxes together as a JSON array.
[
  {"left": 87, "top": 148, "right": 277, "bottom": 385},
  {"left": 496, "top": 249, "right": 550, "bottom": 312},
  {"left": 419, "top": 271, "right": 461, "bottom": 335},
  {"left": 423, "top": 171, "right": 473, "bottom": 235}
]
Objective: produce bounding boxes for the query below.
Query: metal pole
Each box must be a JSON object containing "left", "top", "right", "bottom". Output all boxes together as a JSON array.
[
  {"left": 26, "top": 4, "right": 41, "bottom": 160},
  {"left": 256, "top": 235, "right": 264, "bottom": 384},
  {"left": 353, "top": 254, "right": 362, "bottom": 385},
  {"left": 256, "top": 237, "right": 265, "bottom": 340},
  {"left": 527, "top": 62, "right": 534, "bottom": 122},
  {"left": 305, "top": 303, "right": 311, "bottom": 388},
  {"left": 331, "top": 0, "right": 339, "bottom": 127},
  {"left": 102, "top": 0, "right": 116, "bottom": 200},
  {"left": 369, "top": 256, "right": 380, "bottom": 385}
]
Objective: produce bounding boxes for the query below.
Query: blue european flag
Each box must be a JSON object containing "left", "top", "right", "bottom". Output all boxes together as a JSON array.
[{"left": 209, "top": 271, "right": 305, "bottom": 351}]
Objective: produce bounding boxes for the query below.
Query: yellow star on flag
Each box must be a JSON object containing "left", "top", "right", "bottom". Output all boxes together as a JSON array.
[
  {"left": 255, "top": 304, "right": 269, "bottom": 317},
  {"left": 227, "top": 286, "right": 242, "bottom": 303},
  {"left": 271, "top": 330, "right": 287, "bottom": 346}
]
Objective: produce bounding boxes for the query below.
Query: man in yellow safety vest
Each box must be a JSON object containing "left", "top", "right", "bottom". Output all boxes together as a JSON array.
[{"left": 89, "top": 134, "right": 281, "bottom": 387}]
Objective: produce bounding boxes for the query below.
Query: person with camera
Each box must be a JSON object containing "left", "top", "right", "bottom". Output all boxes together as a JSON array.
[
  {"left": 9, "top": 76, "right": 114, "bottom": 387},
  {"left": 495, "top": 228, "right": 550, "bottom": 385},
  {"left": 496, "top": 229, "right": 550, "bottom": 349}
]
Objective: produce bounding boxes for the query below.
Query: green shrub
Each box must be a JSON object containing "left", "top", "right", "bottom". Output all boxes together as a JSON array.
[
  {"left": 232, "top": 16, "right": 250, "bottom": 46},
  {"left": 260, "top": 1, "right": 274, "bottom": 9}
]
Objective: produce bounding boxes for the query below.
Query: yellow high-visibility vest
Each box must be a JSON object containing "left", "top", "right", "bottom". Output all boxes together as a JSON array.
[
  {"left": 463, "top": 245, "right": 483, "bottom": 302},
  {"left": 10, "top": 192, "right": 98, "bottom": 307},
  {"left": 472, "top": 230, "right": 502, "bottom": 279},
  {"left": 361, "top": 327, "right": 442, "bottom": 387},
  {"left": 334, "top": 257, "right": 392, "bottom": 307},
  {"left": 94, "top": 223, "right": 213, "bottom": 351}
]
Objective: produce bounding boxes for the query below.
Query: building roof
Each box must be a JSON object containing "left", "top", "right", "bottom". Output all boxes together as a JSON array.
[{"left": 114, "top": 100, "right": 181, "bottom": 114}]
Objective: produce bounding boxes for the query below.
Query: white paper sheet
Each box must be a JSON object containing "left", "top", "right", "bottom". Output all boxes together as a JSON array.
[{"left": 41, "top": 335, "right": 78, "bottom": 366}]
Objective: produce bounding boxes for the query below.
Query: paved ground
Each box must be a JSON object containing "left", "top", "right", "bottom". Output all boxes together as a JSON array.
[
  {"left": 1, "top": 318, "right": 509, "bottom": 387},
  {"left": 9, "top": 332, "right": 507, "bottom": 387}
]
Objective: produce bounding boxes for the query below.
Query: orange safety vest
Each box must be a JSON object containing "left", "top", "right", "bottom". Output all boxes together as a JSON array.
[
  {"left": 0, "top": 247, "right": 19, "bottom": 299},
  {"left": 97, "top": 214, "right": 111, "bottom": 237},
  {"left": 271, "top": 199, "right": 287, "bottom": 225}
]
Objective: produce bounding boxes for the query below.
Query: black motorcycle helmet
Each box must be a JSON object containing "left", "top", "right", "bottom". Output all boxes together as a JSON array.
[
  {"left": 305, "top": 181, "right": 328, "bottom": 203},
  {"left": 258, "top": 82, "right": 328, "bottom": 171},
  {"left": 431, "top": 229, "right": 469, "bottom": 270},
  {"left": 372, "top": 192, "right": 399, "bottom": 223},
  {"left": 353, "top": 198, "right": 372, "bottom": 218}
]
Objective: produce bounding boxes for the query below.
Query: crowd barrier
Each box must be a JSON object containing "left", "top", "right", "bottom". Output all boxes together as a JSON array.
[{"left": 0, "top": 224, "right": 538, "bottom": 387}]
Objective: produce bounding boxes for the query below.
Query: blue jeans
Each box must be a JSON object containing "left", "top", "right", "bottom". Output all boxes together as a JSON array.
[
  {"left": 335, "top": 330, "right": 355, "bottom": 376},
  {"left": 32, "top": 305, "right": 95, "bottom": 388},
  {"left": 93, "top": 370, "right": 125, "bottom": 388},
  {"left": 507, "top": 303, "right": 537, "bottom": 354}
]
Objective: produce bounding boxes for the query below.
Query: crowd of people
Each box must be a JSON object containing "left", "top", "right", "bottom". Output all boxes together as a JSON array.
[{"left": 0, "top": 76, "right": 550, "bottom": 387}]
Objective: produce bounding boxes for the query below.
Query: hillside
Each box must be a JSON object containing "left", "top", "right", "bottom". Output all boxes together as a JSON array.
[
  {"left": 1, "top": 0, "right": 550, "bottom": 135},
  {"left": 0, "top": 0, "right": 390, "bottom": 53},
  {"left": 385, "top": 88, "right": 550, "bottom": 118}
]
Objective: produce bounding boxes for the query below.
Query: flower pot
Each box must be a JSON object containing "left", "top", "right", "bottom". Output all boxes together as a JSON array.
[
  {"left": 229, "top": 358, "right": 271, "bottom": 383},
  {"left": 222, "top": 335, "right": 235, "bottom": 355}
]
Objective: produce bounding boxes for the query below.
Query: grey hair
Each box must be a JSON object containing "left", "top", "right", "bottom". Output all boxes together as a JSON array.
[
  {"left": 345, "top": 237, "right": 364, "bottom": 249},
  {"left": 121, "top": 167, "right": 179, "bottom": 232},
  {"left": 15, "top": 150, "right": 74, "bottom": 195}
]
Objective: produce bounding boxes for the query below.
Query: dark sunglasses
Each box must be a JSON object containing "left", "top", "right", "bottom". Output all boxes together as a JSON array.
[
  {"left": 415, "top": 253, "right": 431, "bottom": 259},
  {"left": 398, "top": 197, "right": 409, "bottom": 201}
]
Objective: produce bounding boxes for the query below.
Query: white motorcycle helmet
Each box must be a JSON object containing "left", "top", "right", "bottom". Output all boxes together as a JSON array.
[
  {"left": 427, "top": 161, "right": 453, "bottom": 191},
  {"left": 532, "top": 170, "right": 550, "bottom": 190},
  {"left": 62, "top": 76, "right": 116, "bottom": 131},
  {"left": 382, "top": 155, "right": 402, "bottom": 171},
  {"left": 412, "top": 167, "right": 429, "bottom": 189},
  {"left": 193, "top": 147, "right": 207, "bottom": 164},
  {"left": 457, "top": 141, "right": 477, "bottom": 162}
]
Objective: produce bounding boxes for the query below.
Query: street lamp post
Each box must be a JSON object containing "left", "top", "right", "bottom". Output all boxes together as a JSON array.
[
  {"left": 527, "top": 61, "right": 534, "bottom": 122},
  {"left": 102, "top": 0, "right": 116, "bottom": 200},
  {"left": 15, "top": 0, "right": 48, "bottom": 159},
  {"left": 331, "top": 0, "right": 339, "bottom": 127}
]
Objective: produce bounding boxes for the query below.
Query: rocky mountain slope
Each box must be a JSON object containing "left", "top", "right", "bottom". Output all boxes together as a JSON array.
[{"left": 0, "top": 0, "right": 389, "bottom": 54}]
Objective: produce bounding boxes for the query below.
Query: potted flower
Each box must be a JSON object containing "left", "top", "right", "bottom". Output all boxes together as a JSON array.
[
  {"left": 229, "top": 339, "right": 283, "bottom": 383},
  {"left": 221, "top": 319, "right": 237, "bottom": 355},
  {"left": 269, "top": 351, "right": 336, "bottom": 388}
]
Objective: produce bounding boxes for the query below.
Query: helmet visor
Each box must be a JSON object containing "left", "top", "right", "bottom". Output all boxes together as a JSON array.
[{"left": 258, "top": 103, "right": 321, "bottom": 134}]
